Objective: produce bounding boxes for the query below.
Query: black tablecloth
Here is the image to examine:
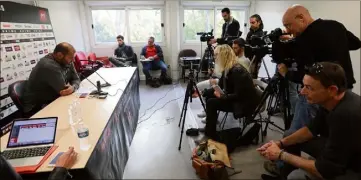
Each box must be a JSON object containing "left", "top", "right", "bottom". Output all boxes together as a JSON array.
[{"left": 22, "top": 69, "right": 140, "bottom": 180}]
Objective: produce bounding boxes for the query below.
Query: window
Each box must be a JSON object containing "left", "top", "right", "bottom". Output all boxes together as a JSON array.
[
  {"left": 183, "top": 9, "right": 214, "bottom": 41},
  {"left": 91, "top": 10, "right": 125, "bottom": 43},
  {"left": 90, "top": 8, "right": 164, "bottom": 45},
  {"left": 183, "top": 8, "right": 247, "bottom": 42},
  {"left": 215, "top": 10, "right": 246, "bottom": 38},
  {"left": 128, "top": 9, "right": 162, "bottom": 43}
]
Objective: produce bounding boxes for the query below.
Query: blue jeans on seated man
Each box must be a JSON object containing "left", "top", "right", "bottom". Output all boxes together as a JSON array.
[
  {"left": 142, "top": 60, "right": 167, "bottom": 79},
  {"left": 275, "top": 93, "right": 319, "bottom": 171}
]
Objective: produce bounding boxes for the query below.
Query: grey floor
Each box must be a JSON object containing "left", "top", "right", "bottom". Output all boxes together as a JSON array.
[{"left": 123, "top": 81, "right": 306, "bottom": 179}]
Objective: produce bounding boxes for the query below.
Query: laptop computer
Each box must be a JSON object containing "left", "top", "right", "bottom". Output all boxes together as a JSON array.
[{"left": 1, "top": 117, "right": 58, "bottom": 167}]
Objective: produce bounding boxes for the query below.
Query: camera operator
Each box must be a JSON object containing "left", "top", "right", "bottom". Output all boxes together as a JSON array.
[
  {"left": 263, "top": 4, "right": 361, "bottom": 177},
  {"left": 246, "top": 14, "right": 265, "bottom": 44},
  {"left": 259, "top": 62, "right": 361, "bottom": 180},
  {"left": 196, "top": 45, "right": 260, "bottom": 143},
  {"left": 245, "top": 14, "right": 266, "bottom": 78},
  {"left": 209, "top": 8, "right": 241, "bottom": 46}
]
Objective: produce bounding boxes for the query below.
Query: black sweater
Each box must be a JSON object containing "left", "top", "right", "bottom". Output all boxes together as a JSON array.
[
  {"left": 290, "top": 18, "right": 361, "bottom": 88},
  {"left": 216, "top": 17, "right": 241, "bottom": 45},
  {"left": 218, "top": 64, "right": 260, "bottom": 118}
]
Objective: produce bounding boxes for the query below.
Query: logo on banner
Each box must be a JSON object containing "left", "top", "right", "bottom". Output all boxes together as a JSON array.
[
  {"left": 2, "top": 66, "right": 11, "bottom": 71},
  {"left": 39, "top": 10, "right": 47, "bottom": 22},
  {"left": 18, "top": 63, "right": 24, "bottom": 67},
  {"left": 19, "top": 71, "right": 25, "bottom": 77},
  {"left": 5, "top": 47, "right": 13, "bottom": 52},
  {"left": 30, "top": 60, "right": 36, "bottom": 64},
  {"left": 39, "top": 50, "right": 43, "bottom": 54},
  {"left": 14, "top": 45, "right": 20, "bottom": 51},
  {"left": 25, "top": 61, "right": 30, "bottom": 66},
  {"left": 2, "top": 24, "right": 10, "bottom": 28},
  {"left": 14, "top": 72, "right": 18, "bottom": 79},
  {"left": 0, "top": 77, "right": 4, "bottom": 83},
  {"left": 44, "top": 49, "right": 48, "bottom": 54}
]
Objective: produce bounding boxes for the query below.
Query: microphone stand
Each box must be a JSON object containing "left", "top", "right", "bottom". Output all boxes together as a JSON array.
[
  {"left": 94, "top": 71, "right": 111, "bottom": 87},
  {"left": 81, "top": 74, "right": 108, "bottom": 96}
]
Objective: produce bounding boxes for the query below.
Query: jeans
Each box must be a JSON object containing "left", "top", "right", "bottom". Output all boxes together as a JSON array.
[
  {"left": 288, "top": 81, "right": 300, "bottom": 116},
  {"left": 109, "top": 57, "right": 133, "bottom": 67},
  {"left": 284, "top": 95, "right": 319, "bottom": 136},
  {"left": 141, "top": 60, "right": 167, "bottom": 79}
]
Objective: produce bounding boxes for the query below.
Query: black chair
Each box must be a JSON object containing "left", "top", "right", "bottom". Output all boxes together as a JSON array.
[
  {"left": 178, "top": 49, "right": 199, "bottom": 82},
  {"left": 8, "top": 80, "right": 27, "bottom": 117}
]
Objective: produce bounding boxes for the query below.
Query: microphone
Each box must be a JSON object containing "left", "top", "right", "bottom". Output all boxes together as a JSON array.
[
  {"left": 94, "top": 71, "right": 111, "bottom": 87},
  {"left": 81, "top": 74, "right": 108, "bottom": 95}
]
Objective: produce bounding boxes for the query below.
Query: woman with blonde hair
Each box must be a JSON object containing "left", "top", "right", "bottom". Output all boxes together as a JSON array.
[{"left": 199, "top": 44, "right": 260, "bottom": 142}]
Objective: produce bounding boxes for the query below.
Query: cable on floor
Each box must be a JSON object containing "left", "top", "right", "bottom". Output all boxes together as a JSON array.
[
  {"left": 267, "top": 126, "right": 284, "bottom": 135},
  {"left": 138, "top": 96, "right": 183, "bottom": 125},
  {"left": 138, "top": 82, "right": 180, "bottom": 119}
]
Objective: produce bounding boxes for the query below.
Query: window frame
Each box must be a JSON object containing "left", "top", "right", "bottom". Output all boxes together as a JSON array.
[
  {"left": 87, "top": 5, "right": 165, "bottom": 48},
  {"left": 182, "top": 5, "right": 249, "bottom": 45}
]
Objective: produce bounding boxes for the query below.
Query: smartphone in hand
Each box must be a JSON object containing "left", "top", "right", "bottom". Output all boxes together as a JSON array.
[{"left": 212, "top": 85, "right": 224, "bottom": 95}]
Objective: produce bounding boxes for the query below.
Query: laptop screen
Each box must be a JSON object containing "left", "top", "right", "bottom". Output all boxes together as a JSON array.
[{"left": 7, "top": 117, "right": 58, "bottom": 148}]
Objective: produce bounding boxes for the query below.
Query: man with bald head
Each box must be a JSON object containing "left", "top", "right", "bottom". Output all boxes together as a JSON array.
[
  {"left": 261, "top": 4, "right": 361, "bottom": 180},
  {"left": 23, "top": 42, "right": 80, "bottom": 116}
]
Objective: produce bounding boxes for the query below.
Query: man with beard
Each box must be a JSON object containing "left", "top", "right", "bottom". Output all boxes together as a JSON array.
[
  {"left": 109, "top": 35, "right": 136, "bottom": 67},
  {"left": 209, "top": 8, "right": 241, "bottom": 46},
  {"left": 23, "top": 42, "right": 80, "bottom": 117},
  {"left": 245, "top": 14, "right": 265, "bottom": 78}
]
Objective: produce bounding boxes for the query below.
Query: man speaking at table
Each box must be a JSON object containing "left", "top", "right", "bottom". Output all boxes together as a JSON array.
[{"left": 23, "top": 42, "right": 80, "bottom": 117}]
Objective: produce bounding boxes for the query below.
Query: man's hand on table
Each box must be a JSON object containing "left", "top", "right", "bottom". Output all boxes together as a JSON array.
[
  {"left": 56, "top": 147, "right": 78, "bottom": 169},
  {"left": 60, "top": 85, "right": 74, "bottom": 96}
]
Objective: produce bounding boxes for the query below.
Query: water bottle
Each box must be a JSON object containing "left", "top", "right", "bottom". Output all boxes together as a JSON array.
[{"left": 77, "top": 122, "right": 91, "bottom": 151}]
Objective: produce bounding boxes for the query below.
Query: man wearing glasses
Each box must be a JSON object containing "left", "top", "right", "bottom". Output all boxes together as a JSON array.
[
  {"left": 263, "top": 4, "right": 361, "bottom": 177},
  {"left": 258, "top": 62, "right": 361, "bottom": 180}
]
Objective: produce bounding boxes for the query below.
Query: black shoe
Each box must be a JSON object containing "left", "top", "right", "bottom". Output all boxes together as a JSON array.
[
  {"left": 186, "top": 128, "right": 199, "bottom": 136},
  {"left": 261, "top": 174, "right": 281, "bottom": 180}
]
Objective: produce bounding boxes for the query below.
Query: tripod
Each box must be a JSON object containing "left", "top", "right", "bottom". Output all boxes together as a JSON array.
[
  {"left": 249, "top": 73, "right": 292, "bottom": 141},
  {"left": 178, "top": 63, "right": 206, "bottom": 150},
  {"left": 199, "top": 43, "right": 215, "bottom": 76}
]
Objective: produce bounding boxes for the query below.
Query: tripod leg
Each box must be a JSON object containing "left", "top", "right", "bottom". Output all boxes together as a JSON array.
[
  {"left": 178, "top": 100, "right": 186, "bottom": 127},
  {"left": 179, "top": 80, "right": 192, "bottom": 150},
  {"left": 179, "top": 90, "right": 190, "bottom": 151},
  {"left": 193, "top": 81, "right": 206, "bottom": 111}
]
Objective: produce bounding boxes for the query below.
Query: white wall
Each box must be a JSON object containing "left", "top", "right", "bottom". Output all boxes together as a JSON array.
[
  {"left": 37, "top": 1, "right": 86, "bottom": 52},
  {"left": 33, "top": 0, "right": 360, "bottom": 93},
  {"left": 254, "top": 1, "right": 361, "bottom": 95}
]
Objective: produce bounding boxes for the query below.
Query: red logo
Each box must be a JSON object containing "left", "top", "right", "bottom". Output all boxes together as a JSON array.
[
  {"left": 39, "top": 10, "right": 47, "bottom": 22},
  {"left": 2, "top": 24, "right": 10, "bottom": 28}
]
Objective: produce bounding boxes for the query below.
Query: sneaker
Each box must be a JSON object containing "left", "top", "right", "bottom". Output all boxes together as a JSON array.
[
  {"left": 197, "top": 111, "right": 206, "bottom": 118},
  {"left": 194, "top": 136, "right": 208, "bottom": 145},
  {"left": 264, "top": 161, "right": 281, "bottom": 176},
  {"left": 200, "top": 117, "right": 206, "bottom": 124}
]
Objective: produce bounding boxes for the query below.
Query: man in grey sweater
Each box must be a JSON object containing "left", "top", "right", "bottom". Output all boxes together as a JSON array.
[{"left": 23, "top": 42, "right": 80, "bottom": 116}]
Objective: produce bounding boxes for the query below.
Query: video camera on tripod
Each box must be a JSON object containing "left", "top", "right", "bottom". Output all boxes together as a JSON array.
[
  {"left": 245, "top": 28, "right": 297, "bottom": 65},
  {"left": 197, "top": 29, "right": 214, "bottom": 43}
]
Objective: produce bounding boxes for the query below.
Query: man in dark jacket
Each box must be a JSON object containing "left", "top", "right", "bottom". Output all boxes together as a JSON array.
[
  {"left": 23, "top": 42, "right": 80, "bottom": 117},
  {"left": 245, "top": 14, "right": 265, "bottom": 78},
  {"left": 109, "top": 35, "right": 136, "bottom": 67},
  {"left": 140, "top": 36, "right": 169, "bottom": 85},
  {"left": 1, "top": 146, "right": 78, "bottom": 180},
  {"left": 209, "top": 8, "right": 241, "bottom": 46}
]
